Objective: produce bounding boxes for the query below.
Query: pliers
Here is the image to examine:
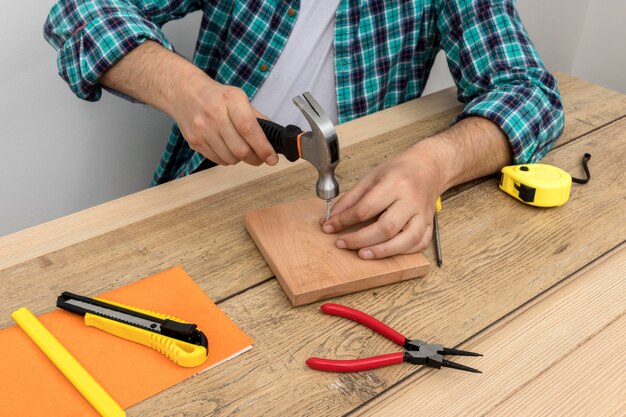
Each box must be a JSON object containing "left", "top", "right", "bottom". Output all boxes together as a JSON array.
[{"left": 306, "top": 303, "right": 482, "bottom": 373}]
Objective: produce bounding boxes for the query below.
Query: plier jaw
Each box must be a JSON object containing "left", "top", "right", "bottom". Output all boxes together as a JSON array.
[
  {"left": 403, "top": 338, "right": 430, "bottom": 350},
  {"left": 403, "top": 350, "right": 445, "bottom": 369},
  {"left": 403, "top": 350, "right": 482, "bottom": 374},
  {"left": 307, "top": 303, "right": 482, "bottom": 374},
  {"left": 403, "top": 339, "right": 483, "bottom": 372}
]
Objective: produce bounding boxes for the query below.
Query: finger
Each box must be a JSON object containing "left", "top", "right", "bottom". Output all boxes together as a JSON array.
[
  {"left": 218, "top": 120, "right": 263, "bottom": 165},
  {"left": 325, "top": 185, "right": 396, "bottom": 233},
  {"left": 405, "top": 223, "right": 434, "bottom": 256},
  {"left": 190, "top": 104, "right": 240, "bottom": 165},
  {"left": 180, "top": 126, "right": 228, "bottom": 166},
  {"left": 358, "top": 217, "right": 433, "bottom": 260},
  {"left": 202, "top": 131, "right": 239, "bottom": 165},
  {"left": 197, "top": 145, "right": 226, "bottom": 166},
  {"left": 228, "top": 99, "right": 278, "bottom": 165},
  {"left": 186, "top": 131, "right": 228, "bottom": 166},
  {"left": 415, "top": 223, "right": 434, "bottom": 252},
  {"left": 335, "top": 200, "right": 414, "bottom": 249},
  {"left": 252, "top": 106, "right": 270, "bottom": 120},
  {"left": 328, "top": 173, "right": 375, "bottom": 218},
  {"left": 320, "top": 175, "right": 376, "bottom": 228}
]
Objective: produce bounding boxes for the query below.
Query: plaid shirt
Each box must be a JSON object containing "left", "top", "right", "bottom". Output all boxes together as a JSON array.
[{"left": 44, "top": 0, "right": 564, "bottom": 185}]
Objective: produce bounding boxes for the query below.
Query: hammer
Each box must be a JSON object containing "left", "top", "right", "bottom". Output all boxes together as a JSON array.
[{"left": 257, "top": 92, "right": 340, "bottom": 220}]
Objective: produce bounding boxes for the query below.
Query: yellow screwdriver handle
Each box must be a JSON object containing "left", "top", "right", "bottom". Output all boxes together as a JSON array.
[{"left": 433, "top": 196, "right": 443, "bottom": 267}]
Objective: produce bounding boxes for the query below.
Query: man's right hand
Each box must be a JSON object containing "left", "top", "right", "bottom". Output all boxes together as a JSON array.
[
  {"left": 99, "top": 41, "right": 278, "bottom": 166},
  {"left": 172, "top": 74, "right": 278, "bottom": 166}
]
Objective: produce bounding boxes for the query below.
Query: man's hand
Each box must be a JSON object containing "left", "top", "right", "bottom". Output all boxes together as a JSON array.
[
  {"left": 99, "top": 41, "right": 278, "bottom": 166},
  {"left": 321, "top": 117, "right": 511, "bottom": 260},
  {"left": 321, "top": 146, "right": 444, "bottom": 259},
  {"left": 172, "top": 74, "right": 277, "bottom": 166}
]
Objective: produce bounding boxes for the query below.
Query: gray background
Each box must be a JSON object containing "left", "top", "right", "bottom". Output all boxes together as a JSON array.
[{"left": 1, "top": 0, "right": 623, "bottom": 236}]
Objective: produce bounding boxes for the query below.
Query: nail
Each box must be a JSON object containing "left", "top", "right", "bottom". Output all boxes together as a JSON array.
[
  {"left": 323, "top": 224, "right": 334, "bottom": 233},
  {"left": 336, "top": 240, "right": 347, "bottom": 249},
  {"left": 360, "top": 250, "right": 374, "bottom": 259},
  {"left": 266, "top": 155, "right": 278, "bottom": 165}
]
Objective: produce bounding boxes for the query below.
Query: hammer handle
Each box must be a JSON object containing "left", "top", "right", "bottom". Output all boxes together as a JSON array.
[{"left": 257, "top": 118, "right": 302, "bottom": 162}]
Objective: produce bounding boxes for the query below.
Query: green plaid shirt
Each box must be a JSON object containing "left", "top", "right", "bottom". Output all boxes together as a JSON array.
[{"left": 44, "top": 0, "right": 564, "bottom": 185}]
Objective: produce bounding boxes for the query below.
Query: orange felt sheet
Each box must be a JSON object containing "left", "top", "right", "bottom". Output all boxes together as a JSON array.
[{"left": 0, "top": 267, "right": 253, "bottom": 416}]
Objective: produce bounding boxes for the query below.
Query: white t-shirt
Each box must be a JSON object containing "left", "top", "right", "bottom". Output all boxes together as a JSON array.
[{"left": 250, "top": 1, "right": 341, "bottom": 129}]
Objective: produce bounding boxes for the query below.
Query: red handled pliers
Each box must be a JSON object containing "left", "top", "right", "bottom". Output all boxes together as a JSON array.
[{"left": 307, "top": 303, "right": 482, "bottom": 373}]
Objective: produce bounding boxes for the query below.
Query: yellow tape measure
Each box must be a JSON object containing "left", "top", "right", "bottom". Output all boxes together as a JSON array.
[{"left": 499, "top": 153, "right": 591, "bottom": 207}]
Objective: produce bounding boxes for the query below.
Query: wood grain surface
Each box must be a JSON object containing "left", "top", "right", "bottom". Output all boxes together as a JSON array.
[
  {"left": 489, "top": 316, "right": 626, "bottom": 417},
  {"left": 353, "top": 243, "right": 626, "bottom": 416},
  {"left": 244, "top": 198, "right": 429, "bottom": 305},
  {"left": 1, "top": 75, "right": 625, "bottom": 417}
]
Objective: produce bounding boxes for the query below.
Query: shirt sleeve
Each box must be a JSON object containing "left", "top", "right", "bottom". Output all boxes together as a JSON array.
[
  {"left": 436, "top": 0, "right": 564, "bottom": 164},
  {"left": 43, "top": 0, "right": 202, "bottom": 101}
]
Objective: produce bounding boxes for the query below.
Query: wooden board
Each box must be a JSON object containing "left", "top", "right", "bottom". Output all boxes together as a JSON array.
[{"left": 244, "top": 197, "right": 430, "bottom": 306}]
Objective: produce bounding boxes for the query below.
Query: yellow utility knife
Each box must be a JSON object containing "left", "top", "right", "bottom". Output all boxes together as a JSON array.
[{"left": 57, "top": 292, "right": 208, "bottom": 368}]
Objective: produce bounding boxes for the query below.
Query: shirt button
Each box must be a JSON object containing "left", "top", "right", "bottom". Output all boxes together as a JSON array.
[
  {"left": 260, "top": 64, "right": 269, "bottom": 72},
  {"left": 287, "top": 7, "right": 296, "bottom": 17}
]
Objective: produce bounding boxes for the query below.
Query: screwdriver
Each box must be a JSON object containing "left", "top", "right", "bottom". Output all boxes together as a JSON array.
[{"left": 433, "top": 196, "right": 442, "bottom": 267}]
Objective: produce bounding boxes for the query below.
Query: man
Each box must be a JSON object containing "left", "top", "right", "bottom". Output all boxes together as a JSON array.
[{"left": 44, "top": 1, "right": 563, "bottom": 260}]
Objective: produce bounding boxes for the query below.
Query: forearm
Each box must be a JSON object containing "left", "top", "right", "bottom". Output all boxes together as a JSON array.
[
  {"left": 100, "top": 40, "right": 276, "bottom": 166},
  {"left": 437, "top": 0, "right": 563, "bottom": 165},
  {"left": 408, "top": 116, "right": 512, "bottom": 194},
  {"left": 99, "top": 40, "right": 215, "bottom": 119},
  {"left": 44, "top": 0, "right": 202, "bottom": 101}
]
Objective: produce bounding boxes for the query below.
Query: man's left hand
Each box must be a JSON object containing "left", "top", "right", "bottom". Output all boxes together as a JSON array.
[
  {"left": 320, "top": 142, "right": 445, "bottom": 260},
  {"left": 320, "top": 116, "right": 511, "bottom": 260}
]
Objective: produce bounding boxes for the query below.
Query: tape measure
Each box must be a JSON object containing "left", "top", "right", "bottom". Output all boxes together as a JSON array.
[{"left": 499, "top": 153, "right": 591, "bottom": 207}]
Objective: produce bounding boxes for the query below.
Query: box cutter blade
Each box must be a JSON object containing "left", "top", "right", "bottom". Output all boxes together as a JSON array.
[{"left": 57, "top": 292, "right": 208, "bottom": 368}]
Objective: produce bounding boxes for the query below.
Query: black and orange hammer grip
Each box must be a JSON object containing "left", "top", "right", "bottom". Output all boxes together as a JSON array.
[{"left": 257, "top": 118, "right": 303, "bottom": 162}]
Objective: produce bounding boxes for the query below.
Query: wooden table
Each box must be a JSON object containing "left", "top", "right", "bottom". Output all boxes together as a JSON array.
[{"left": 1, "top": 74, "right": 624, "bottom": 416}]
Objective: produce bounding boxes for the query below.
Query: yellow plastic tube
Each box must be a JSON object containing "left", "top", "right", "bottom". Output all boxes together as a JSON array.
[{"left": 12, "top": 307, "right": 125, "bottom": 417}]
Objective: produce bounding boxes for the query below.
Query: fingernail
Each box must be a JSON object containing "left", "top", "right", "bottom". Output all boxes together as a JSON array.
[
  {"left": 323, "top": 224, "right": 334, "bottom": 233},
  {"left": 360, "top": 250, "right": 374, "bottom": 259},
  {"left": 336, "top": 239, "right": 347, "bottom": 249},
  {"left": 266, "top": 155, "right": 278, "bottom": 165}
]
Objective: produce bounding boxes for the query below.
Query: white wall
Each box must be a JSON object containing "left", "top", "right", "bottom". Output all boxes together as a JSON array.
[
  {"left": 517, "top": 0, "right": 589, "bottom": 73},
  {"left": 0, "top": 8, "right": 202, "bottom": 236},
  {"left": 0, "top": 1, "right": 622, "bottom": 236},
  {"left": 571, "top": 0, "right": 626, "bottom": 94},
  {"left": 409, "top": 0, "right": 594, "bottom": 95}
]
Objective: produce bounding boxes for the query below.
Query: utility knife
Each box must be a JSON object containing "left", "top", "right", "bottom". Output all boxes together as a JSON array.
[{"left": 57, "top": 292, "right": 208, "bottom": 368}]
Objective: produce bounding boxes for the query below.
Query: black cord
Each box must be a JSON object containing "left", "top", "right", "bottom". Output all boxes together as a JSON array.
[{"left": 571, "top": 153, "right": 592, "bottom": 184}]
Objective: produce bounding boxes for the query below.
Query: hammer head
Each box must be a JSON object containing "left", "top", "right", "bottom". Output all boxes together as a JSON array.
[{"left": 293, "top": 92, "right": 340, "bottom": 200}]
